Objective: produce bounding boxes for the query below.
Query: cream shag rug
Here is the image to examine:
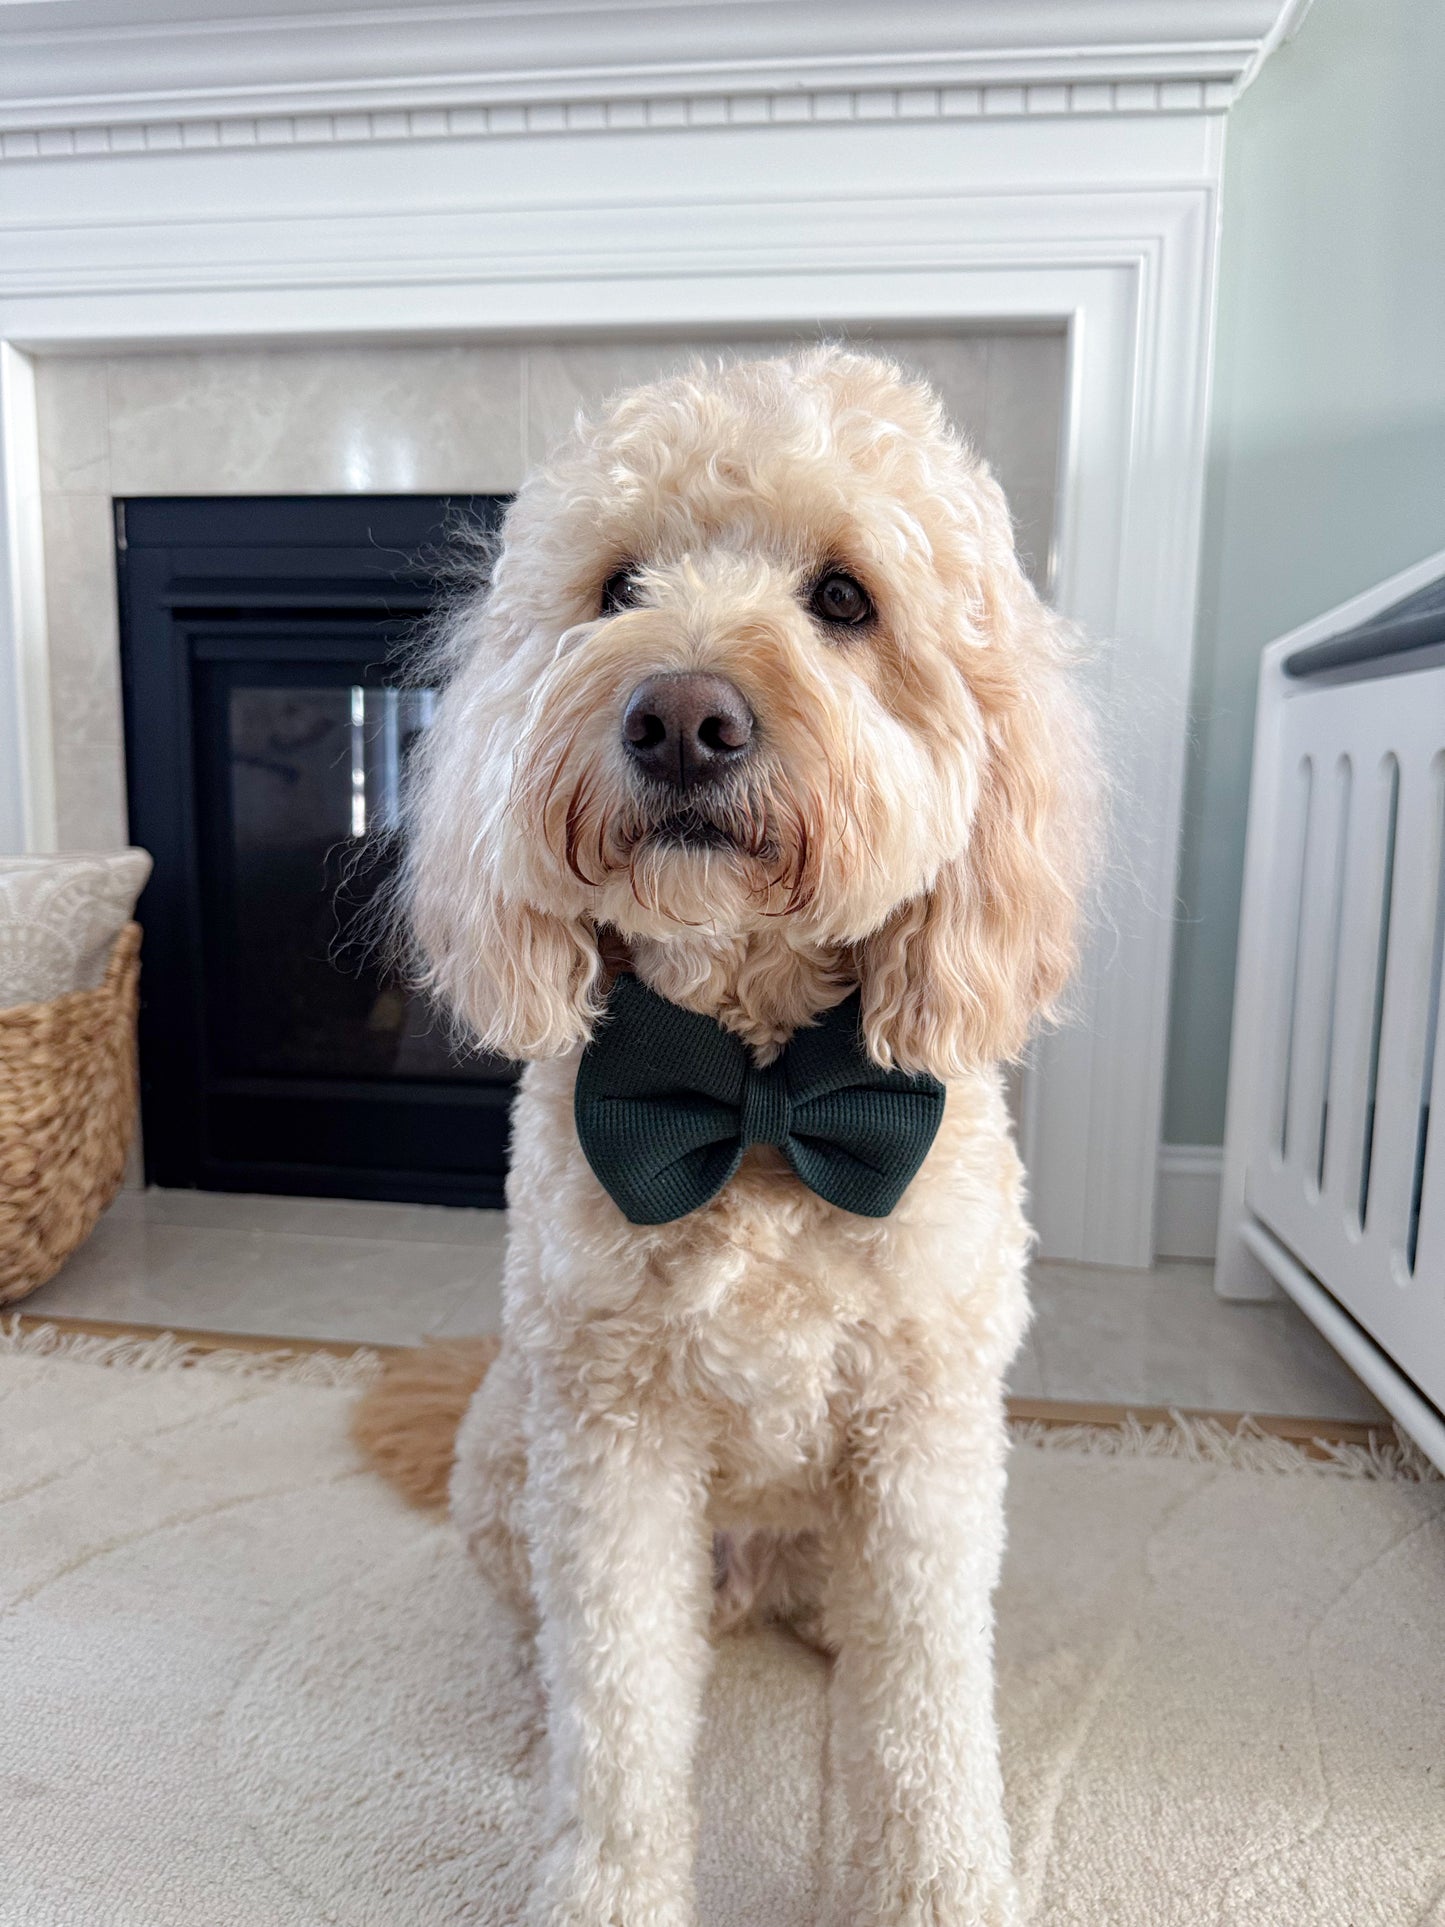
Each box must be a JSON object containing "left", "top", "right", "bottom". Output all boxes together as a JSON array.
[{"left": 4, "top": 1328, "right": 1444, "bottom": 1927}]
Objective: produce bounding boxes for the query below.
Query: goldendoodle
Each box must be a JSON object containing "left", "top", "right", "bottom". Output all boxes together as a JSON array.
[{"left": 354, "top": 346, "right": 1098, "bottom": 1926}]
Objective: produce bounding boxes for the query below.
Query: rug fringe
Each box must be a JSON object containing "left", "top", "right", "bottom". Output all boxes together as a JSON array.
[
  {"left": 1010, "top": 1411, "right": 1439, "bottom": 1482},
  {"left": 0, "top": 1317, "right": 382, "bottom": 1388},
  {"left": 4, "top": 1319, "right": 1434, "bottom": 1481}
]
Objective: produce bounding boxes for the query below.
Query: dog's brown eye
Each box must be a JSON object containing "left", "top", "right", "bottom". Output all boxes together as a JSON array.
[
  {"left": 809, "top": 569, "right": 874, "bottom": 629},
  {"left": 600, "top": 568, "right": 639, "bottom": 616}
]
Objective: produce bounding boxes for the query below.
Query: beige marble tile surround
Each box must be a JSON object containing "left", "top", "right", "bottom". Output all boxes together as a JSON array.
[{"left": 33, "top": 330, "right": 1066, "bottom": 850}]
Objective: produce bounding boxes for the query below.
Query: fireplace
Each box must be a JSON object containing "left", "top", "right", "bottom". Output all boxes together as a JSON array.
[
  {"left": 119, "top": 494, "right": 514, "bottom": 1205},
  {"left": 2, "top": 0, "right": 1299, "bottom": 1262}
]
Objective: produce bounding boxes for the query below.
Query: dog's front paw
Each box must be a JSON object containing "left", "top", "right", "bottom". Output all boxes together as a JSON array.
[
  {"left": 528, "top": 1830, "right": 696, "bottom": 1927},
  {"left": 849, "top": 1866, "right": 1021, "bottom": 1927},
  {"left": 934, "top": 1874, "right": 1020, "bottom": 1927}
]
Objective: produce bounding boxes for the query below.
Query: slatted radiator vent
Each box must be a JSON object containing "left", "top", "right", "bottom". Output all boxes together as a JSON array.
[{"left": 1220, "top": 561, "right": 1445, "bottom": 1462}]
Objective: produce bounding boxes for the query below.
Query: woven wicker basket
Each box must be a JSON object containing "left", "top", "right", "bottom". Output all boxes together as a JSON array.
[{"left": 0, "top": 920, "right": 141, "bottom": 1305}]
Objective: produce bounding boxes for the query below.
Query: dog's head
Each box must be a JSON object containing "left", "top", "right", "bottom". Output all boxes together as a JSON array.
[{"left": 404, "top": 347, "right": 1097, "bottom": 1077}]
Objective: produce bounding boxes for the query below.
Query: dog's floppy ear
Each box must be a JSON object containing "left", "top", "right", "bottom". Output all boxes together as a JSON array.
[
  {"left": 399, "top": 626, "right": 604, "bottom": 1061},
  {"left": 858, "top": 551, "right": 1096, "bottom": 1080},
  {"left": 409, "top": 876, "right": 602, "bottom": 1062}
]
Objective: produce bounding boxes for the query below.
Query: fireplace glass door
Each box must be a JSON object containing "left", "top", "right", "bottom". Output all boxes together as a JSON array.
[
  {"left": 120, "top": 495, "right": 513, "bottom": 1205},
  {"left": 204, "top": 674, "right": 456, "bottom": 1084}
]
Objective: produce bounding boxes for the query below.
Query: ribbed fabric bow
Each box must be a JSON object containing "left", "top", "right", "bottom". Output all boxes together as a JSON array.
[{"left": 573, "top": 974, "right": 946, "bottom": 1225}]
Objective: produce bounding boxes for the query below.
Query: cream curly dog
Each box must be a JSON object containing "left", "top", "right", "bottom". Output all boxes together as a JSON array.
[{"left": 354, "top": 347, "right": 1097, "bottom": 1927}]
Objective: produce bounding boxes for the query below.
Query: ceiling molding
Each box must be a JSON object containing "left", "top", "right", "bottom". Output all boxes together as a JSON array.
[{"left": 0, "top": 0, "right": 1309, "bottom": 147}]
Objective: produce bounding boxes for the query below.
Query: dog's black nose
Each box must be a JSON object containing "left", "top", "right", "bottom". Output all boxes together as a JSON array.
[{"left": 621, "top": 673, "right": 755, "bottom": 790}]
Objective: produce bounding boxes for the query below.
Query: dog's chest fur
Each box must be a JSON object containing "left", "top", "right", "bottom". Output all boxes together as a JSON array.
[{"left": 506, "top": 1049, "right": 1030, "bottom": 1526}]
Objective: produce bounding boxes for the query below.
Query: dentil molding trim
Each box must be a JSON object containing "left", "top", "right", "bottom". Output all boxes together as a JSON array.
[
  {"left": 0, "top": 84, "right": 1235, "bottom": 162},
  {"left": 0, "top": 0, "right": 1314, "bottom": 153}
]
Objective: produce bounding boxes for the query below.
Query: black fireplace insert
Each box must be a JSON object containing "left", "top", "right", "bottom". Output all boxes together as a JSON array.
[{"left": 119, "top": 494, "right": 513, "bottom": 1206}]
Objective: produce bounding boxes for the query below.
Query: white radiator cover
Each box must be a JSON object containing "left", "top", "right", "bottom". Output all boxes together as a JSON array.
[{"left": 1218, "top": 552, "right": 1445, "bottom": 1466}]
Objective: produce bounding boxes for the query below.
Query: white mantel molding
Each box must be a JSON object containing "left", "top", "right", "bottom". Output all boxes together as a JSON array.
[
  {"left": 0, "top": 0, "right": 1311, "bottom": 1269},
  {"left": 0, "top": 85, "right": 1235, "bottom": 163},
  {"left": 0, "top": 0, "right": 1313, "bottom": 152}
]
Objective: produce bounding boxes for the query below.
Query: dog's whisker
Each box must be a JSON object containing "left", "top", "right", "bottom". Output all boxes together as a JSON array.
[
  {"left": 564, "top": 774, "right": 609, "bottom": 888},
  {"left": 529, "top": 718, "right": 587, "bottom": 858},
  {"left": 594, "top": 809, "right": 612, "bottom": 882}
]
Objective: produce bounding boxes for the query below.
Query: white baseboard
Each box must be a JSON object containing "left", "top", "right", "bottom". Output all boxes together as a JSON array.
[{"left": 1156, "top": 1144, "right": 1223, "bottom": 1261}]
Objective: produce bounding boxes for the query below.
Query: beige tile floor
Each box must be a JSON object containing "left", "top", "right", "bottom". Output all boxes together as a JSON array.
[{"left": 26, "top": 1188, "right": 1385, "bottom": 1421}]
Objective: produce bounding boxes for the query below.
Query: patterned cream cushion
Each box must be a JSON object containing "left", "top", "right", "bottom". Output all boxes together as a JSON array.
[{"left": 0, "top": 850, "right": 152, "bottom": 1009}]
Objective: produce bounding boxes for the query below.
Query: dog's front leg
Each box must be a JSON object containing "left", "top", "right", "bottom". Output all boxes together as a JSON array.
[
  {"left": 828, "top": 1391, "right": 1017, "bottom": 1927},
  {"left": 524, "top": 1365, "right": 713, "bottom": 1927}
]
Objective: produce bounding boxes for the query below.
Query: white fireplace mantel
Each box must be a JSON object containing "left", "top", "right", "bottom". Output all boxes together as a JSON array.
[
  {"left": 0, "top": 0, "right": 1309, "bottom": 1267},
  {"left": 0, "top": 0, "right": 1310, "bottom": 144}
]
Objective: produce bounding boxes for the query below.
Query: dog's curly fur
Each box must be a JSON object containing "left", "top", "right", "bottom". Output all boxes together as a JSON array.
[{"left": 352, "top": 347, "right": 1099, "bottom": 1926}]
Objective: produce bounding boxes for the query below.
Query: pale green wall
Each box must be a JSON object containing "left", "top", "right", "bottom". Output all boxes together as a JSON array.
[{"left": 1164, "top": 0, "right": 1445, "bottom": 1146}]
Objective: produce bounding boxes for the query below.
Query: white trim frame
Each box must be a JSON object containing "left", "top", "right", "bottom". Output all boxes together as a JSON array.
[
  {"left": 0, "top": 5, "right": 1300, "bottom": 1266},
  {"left": 0, "top": 343, "right": 53, "bottom": 854}
]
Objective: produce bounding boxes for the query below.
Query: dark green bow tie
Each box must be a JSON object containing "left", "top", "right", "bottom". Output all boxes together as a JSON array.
[{"left": 574, "top": 975, "right": 946, "bottom": 1225}]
